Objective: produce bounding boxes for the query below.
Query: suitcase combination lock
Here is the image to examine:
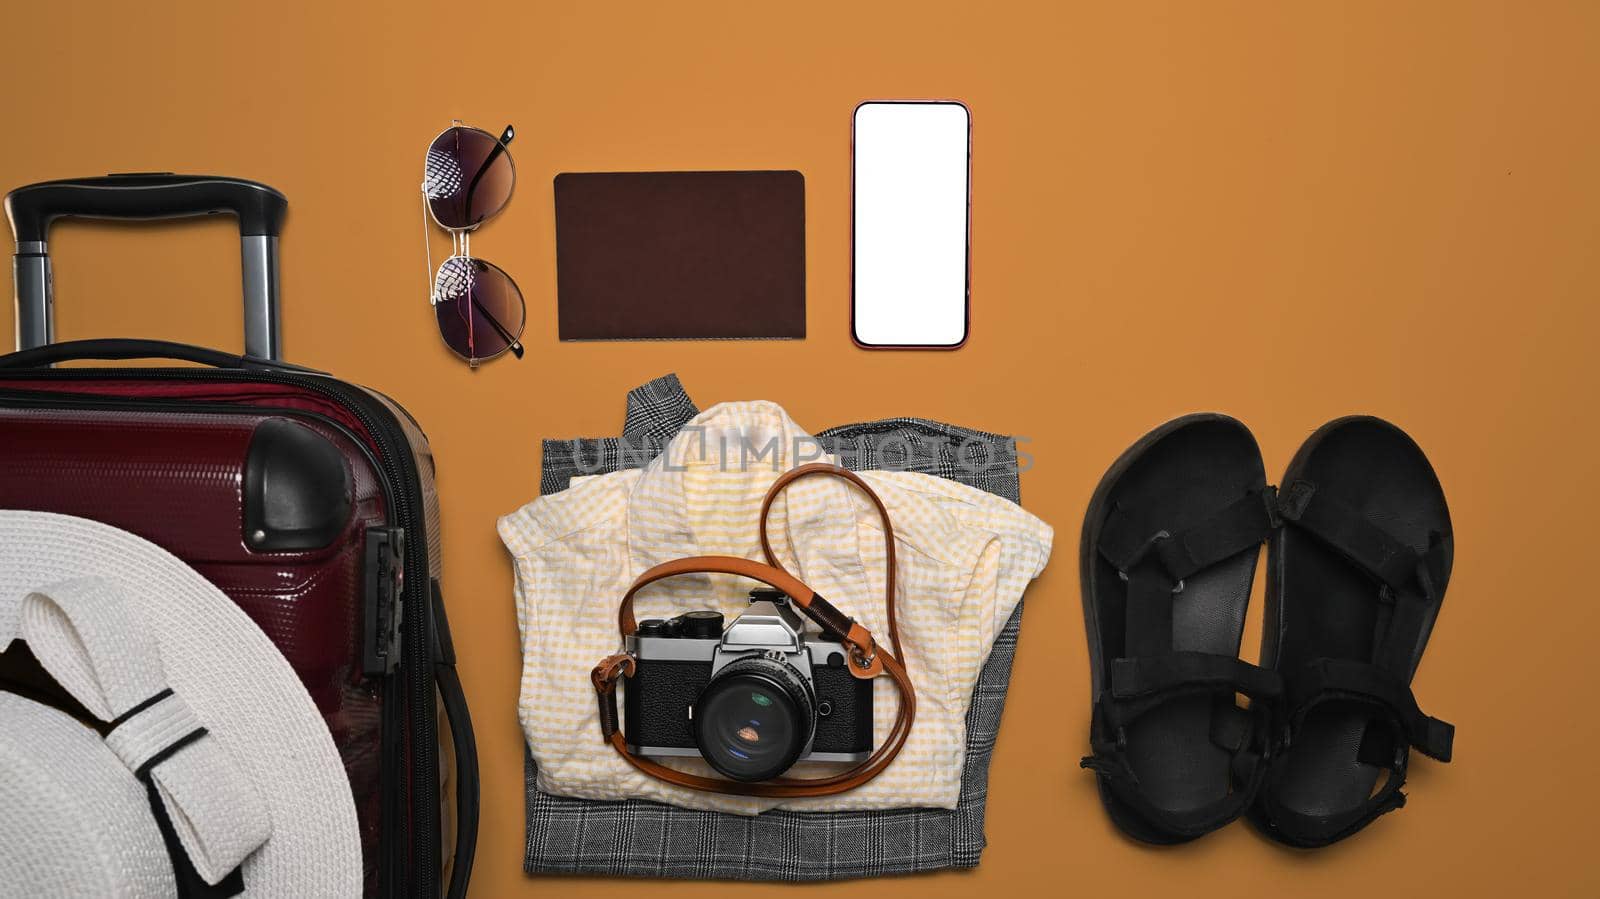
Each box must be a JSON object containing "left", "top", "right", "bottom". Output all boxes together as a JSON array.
[{"left": 363, "top": 527, "right": 406, "bottom": 677}]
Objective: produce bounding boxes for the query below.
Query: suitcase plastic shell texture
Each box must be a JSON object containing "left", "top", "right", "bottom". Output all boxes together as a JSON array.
[{"left": 0, "top": 174, "right": 478, "bottom": 898}]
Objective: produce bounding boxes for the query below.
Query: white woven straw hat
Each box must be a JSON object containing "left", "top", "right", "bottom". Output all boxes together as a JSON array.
[{"left": 0, "top": 510, "right": 361, "bottom": 897}]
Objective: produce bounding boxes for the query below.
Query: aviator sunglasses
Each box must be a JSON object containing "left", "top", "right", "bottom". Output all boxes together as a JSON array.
[{"left": 421, "top": 121, "right": 526, "bottom": 367}]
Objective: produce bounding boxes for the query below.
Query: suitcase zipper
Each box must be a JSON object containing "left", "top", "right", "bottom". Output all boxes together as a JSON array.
[{"left": 0, "top": 369, "right": 442, "bottom": 897}]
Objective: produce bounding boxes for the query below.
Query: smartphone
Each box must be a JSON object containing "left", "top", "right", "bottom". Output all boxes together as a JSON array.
[{"left": 851, "top": 100, "right": 972, "bottom": 349}]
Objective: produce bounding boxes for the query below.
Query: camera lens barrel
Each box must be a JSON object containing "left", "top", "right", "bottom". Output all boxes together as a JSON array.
[{"left": 693, "top": 655, "right": 816, "bottom": 782}]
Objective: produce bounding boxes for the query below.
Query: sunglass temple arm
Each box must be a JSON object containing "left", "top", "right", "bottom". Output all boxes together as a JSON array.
[
  {"left": 462, "top": 124, "right": 516, "bottom": 216},
  {"left": 471, "top": 296, "right": 525, "bottom": 360}
]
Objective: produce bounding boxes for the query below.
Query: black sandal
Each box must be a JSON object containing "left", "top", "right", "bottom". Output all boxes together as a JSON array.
[
  {"left": 1080, "top": 414, "right": 1283, "bottom": 843},
  {"left": 1252, "top": 416, "right": 1455, "bottom": 848}
]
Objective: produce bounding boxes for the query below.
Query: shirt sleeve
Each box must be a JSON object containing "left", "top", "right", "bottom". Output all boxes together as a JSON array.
[
  {"left": 855, "top": 471, "right": 1055, "bottom": 730},
  {"left": 496, "top": 472, "right": 639, "bottom": 653}
]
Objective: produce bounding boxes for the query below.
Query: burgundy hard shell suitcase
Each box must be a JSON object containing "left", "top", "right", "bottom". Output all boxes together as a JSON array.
[{"left": 0, "top": 175, "right": 478, "bottom": 898}]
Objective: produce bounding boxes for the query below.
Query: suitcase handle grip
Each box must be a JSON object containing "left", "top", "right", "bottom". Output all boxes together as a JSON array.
[
  {"left": 438, "top": 664, "right": 478, "bottom": 899},
  {"left": 6, "top": 173, "right": 287, "bottom": 241},
  {"left": 430, "top": 582, "right": 479, "bottom": 899},
  {"left": 0, "top": 337, "right": 320, "bottom": 373},
  {"left": 7, "top": 174, "right": 288, "bottom": 360}
]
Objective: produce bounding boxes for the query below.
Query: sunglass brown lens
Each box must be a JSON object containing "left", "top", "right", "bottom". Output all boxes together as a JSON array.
[
  {"left": 424, "top": 126, "right": 514, "bottom": 229},
  {"left": 433, "top": 257, "right": 525, "bottom": 363}
]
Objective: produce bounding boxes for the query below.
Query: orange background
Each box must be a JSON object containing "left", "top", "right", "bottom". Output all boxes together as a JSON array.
[{"left": 2, "top": 1, "right": 1596, "bottom": 895}]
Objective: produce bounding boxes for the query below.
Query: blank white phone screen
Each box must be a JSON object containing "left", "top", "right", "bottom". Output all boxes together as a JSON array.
[{"left": 852, "top": 101, "right": 970, "bottom": 348}]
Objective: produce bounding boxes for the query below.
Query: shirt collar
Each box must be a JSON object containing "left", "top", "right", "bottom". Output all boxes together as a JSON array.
[{"left": 624, "top": 401, "right": 862, "bottom": 588}]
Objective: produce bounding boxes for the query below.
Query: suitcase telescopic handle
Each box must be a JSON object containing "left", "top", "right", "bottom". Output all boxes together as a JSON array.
[{"left": 5, "top": 173, "right": 289, "bottom": 360}]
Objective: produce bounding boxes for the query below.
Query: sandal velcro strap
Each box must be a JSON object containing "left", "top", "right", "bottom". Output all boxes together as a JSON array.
[
  {"left": 1286, "top": 658, "right": 1454, "bottom": 762},
  {"left": 1082, "top": 651, "right": 1281, "bottom": 841},
  {"left": 1257, "top": 787, "right": 1410, "bottom": 849},
  {"left": 1277, "top": 480, "right": 1446, "bottom": 601},
  {"left": 1258, "top": 657, "right": 1425, "bottom": 849},
  {"left": 1101, "top": 490, "right": 1280, "bottom": 661},
  {"left": 1099, "top": 487, "right": 1278, "bottom": 581},
  {"left": 1257, "top": 656, "right": 1443, "bottom": 848},
  {"left": 1081, "top": 716, "right": 1269, "bottom": 841},
  {"left": 1083, "top": 703, "right": 1275, "bottom": 841},
  {"left": 1105, "top": 651, "right": 1282, "bottom": 726},
  {"left": 1277, "top": 479, "right": 1452, "bottom": 674}
]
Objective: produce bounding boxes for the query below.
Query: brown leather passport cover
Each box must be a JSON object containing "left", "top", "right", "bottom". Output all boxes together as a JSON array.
[{"left": 554, "top": 170, "right": 806, "bottom": 340}]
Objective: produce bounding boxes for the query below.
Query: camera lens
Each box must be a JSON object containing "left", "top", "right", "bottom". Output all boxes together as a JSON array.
[{"left": 693, "top": 656, "right": 815, "bottom": 782}]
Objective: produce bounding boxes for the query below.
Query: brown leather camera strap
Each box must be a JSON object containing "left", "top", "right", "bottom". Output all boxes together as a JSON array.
[{"left": 590, "top": 462, "right": 916, "bottom": 797}]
